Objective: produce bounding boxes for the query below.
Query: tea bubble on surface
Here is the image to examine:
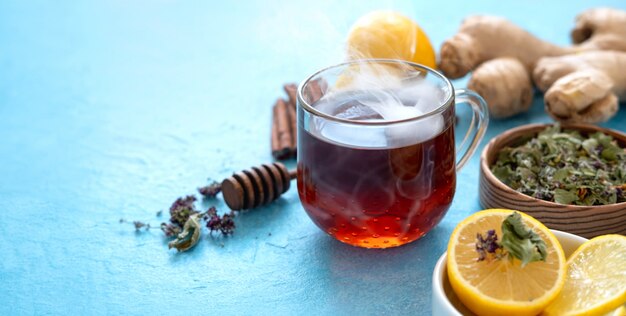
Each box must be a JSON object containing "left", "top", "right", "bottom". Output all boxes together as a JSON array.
[
  {"left": 321, "top": 92, "right": 383, "bottom": 121},
  {"left": 314, "top": 116, "right": 389, "bottom": 148},
  {"left": 311, "top": 91, "right": 389, "bottom": 148}
]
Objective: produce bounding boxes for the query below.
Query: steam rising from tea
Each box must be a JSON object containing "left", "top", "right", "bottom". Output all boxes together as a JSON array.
[{"left": 308, "top": 63, "right": 450, "bottom": 148}]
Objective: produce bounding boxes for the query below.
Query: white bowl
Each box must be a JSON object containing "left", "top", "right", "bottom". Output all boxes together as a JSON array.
[{"left": 432, "top": 230, "right": 588, "bottom": 316}]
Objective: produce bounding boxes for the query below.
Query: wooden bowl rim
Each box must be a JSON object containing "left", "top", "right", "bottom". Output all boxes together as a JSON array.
[{"left": 480, "top": 123, "right": 626, "bottom": 210}]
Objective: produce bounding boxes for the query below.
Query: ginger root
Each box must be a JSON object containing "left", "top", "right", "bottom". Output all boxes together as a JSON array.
[
  {"left": 439, "top": 16, "right": 568, "bottom": 118},
  {"left": 468, "top": 58, "right": 532, "bottom": 118},
  {"left": 572, "top": 7, "right": 626, "bottom": 51},
  {"left": 534, "top": 51, "right": 626, "bottom": 123},
  {"left": 439, "top": 16, "right": 570, "bottom": 79},
  {"left": 439, "top": 8, "right": 626, "bottom": 120}
]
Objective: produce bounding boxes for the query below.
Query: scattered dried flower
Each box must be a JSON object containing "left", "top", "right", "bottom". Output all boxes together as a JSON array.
[
  {"left": 204, "top": 206, "right": 221, "bottom": 233},
  {"left": 127, "top": 182, "right": 242, "bottom": 251},
  {"left": 169, "top": 195, "right": 198, "bottom": 226},
  {"left": 476, "top": 229, "right": 501, "bottom": 261},
  {"left": 198, "top": 181, "right": 222, "bottom": 198},
  {"left": 204, "top": 206, "right": 236, "bottom": 235},
  {"left": 220, "top": 213, "right": 235, "bottom": 235}
]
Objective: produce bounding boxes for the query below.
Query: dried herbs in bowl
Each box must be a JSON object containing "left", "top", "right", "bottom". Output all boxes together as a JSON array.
[{"left": 491, "top": 124, "right": 626, "bottom": 206}]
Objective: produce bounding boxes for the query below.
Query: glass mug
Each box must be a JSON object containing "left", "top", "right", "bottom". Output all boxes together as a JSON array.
[{"left": 296, "top": 59, "right": 488, "bottom": 248}]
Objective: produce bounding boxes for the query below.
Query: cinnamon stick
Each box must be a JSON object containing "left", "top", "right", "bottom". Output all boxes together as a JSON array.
[
  {"left": 283, "top": 84, "right": 298, "bottom": 152},
  {"left": 308, "top": 79, "right": 323, "bottom": 104},
  {"left": 283, "top": 83, "right": 297, "bottom": 108},
  {"left": 271, "top": 106, "right": 281, "bottom": 157},
  {"left": 287, "top": 100, "right": 297, "bottom": 150},
  {"left": 270, "top": 81, "right": 321, "bottom": 160},
  {"left": 285, "top": 79, "right": 327, "bottom": 107},
  {"left": 271, "top": 98, "right": 296, "bottom": 160}
]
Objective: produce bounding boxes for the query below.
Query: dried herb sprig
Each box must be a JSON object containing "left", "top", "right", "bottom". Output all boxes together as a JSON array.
[
  {"left": 476, "top": 212, "right": 547, "bottom": 267},
  {"left": 161, "top": 222, "right": 182, "bottom": 237},
  {"left": 159, "top": 195, "right": 200, "bottom": 237},
  {"left": 500, "top": 212, "right": 547, "bottom": 267},
  {"left": 492, "top": 124, "right": 626, "bottom": 205},
  {"left": 158, "top": 195, "right": 238, "bottom": 252},
  {"left": 119, "top": 219, "right": 152, "bottom": 231},
  {"left": 126, "top": 182, "right": 237, "bottom": 251},
  {"left": 168, "top": 214, "right": 202, "bottom": 252}
]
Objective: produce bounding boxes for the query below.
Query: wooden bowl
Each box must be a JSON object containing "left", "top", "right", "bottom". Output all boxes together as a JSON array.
[{"left": 479, "top": 123, "right": 626, "bottom": 238}]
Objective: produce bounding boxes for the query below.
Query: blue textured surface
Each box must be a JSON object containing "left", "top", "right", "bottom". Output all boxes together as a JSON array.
[{"left": 1, "top": 1, "right": 625, "bottom": 315}]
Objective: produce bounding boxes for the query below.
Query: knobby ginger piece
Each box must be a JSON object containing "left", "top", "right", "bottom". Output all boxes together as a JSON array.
[
  {"left": 545, "top": 69, "right": 618, "bottom": 123},
  {"left": 536, "top": 51, "right": 626, "bottom": 123},
  {"left": 468, "top": 58, "right": 532, "bottom": 118},
  {"left": 439, "top": 16, "right": 571, "bottom": 79},
  {"left": 572, "top": 7, "right": 626, "bottom": 51},
  {"left": 534, "top": 51, "right": 626, "bottom": 96}
]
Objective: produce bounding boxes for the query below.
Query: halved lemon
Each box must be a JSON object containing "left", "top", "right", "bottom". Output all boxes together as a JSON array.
[
  {"left": 447, "top": 209, "right": 566, "bottom": 316},
  {"left": 346, "top": 11, "right": 436, "bottom": 69},
  {"left": 542, "top": 234, "right": 626, "bottom": 316}
]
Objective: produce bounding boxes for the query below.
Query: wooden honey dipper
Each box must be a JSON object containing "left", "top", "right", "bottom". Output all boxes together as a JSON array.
[{"left": 221, "top": 162, "right": 297, "bottom": 211}]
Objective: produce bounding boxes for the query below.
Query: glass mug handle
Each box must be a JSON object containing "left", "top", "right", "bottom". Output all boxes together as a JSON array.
[{"left": 454, "top": 89, "right": 489, "bottom": 171}]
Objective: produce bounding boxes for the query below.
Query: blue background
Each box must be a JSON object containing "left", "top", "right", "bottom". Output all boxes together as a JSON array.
[{"left": 1, "top": 1, "right": 625, "bottom": 315}]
